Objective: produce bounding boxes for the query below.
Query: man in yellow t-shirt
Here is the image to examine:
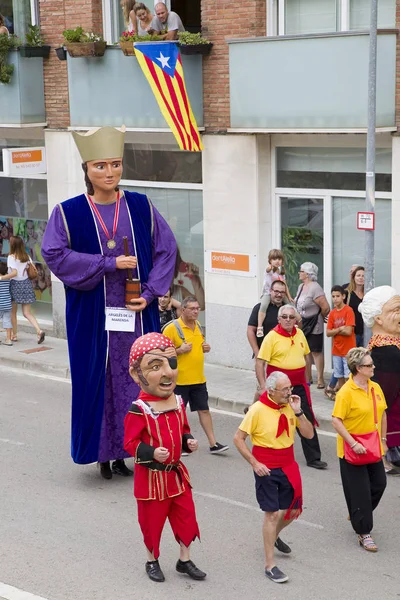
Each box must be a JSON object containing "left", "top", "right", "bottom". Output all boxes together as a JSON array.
[
  {"left": 163, "top": 296, "right": 228, "bottom": 455},
  {"left": 234, "top": 371, "right": 314, "bottom": 584},
  {"left": 255, "top": 305, "right": 327, "bottom": 470}
]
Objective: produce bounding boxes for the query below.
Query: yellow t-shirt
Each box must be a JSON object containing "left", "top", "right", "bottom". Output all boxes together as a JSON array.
[
  {"left": 163, "top": 317, "right": 206, "bottom": 385},
  {"left": 239, "top": 399, "right": 299, "bottom": 449},
  {"left": 332, "top": 376, "right": 387, "bottom": 458},
  {"left": 258, "top": 328, "right": 310, "bottom": 370}
]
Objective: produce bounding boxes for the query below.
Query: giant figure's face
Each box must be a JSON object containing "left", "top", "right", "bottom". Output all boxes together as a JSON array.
[
  {"left": 374, "top": 295, "right": 400, "bottom": 336},
  {"left": 86, "top": 158, "right": 123, "bottom": 194},
  {"left": 130, "top": 347, "right": 178, "bottom": 398}
]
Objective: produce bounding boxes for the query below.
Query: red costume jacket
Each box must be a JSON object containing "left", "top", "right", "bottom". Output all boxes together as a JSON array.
[{"left": 124, "top": 395, "right": 194, "bottom": 501}]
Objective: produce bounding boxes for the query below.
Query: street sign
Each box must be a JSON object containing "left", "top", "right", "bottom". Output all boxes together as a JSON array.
[
  {"left": 357, "top": 211, "right": 375, "bottom": 231},
  {"left": 2, "top": 147, "right": 47, "bottom": 176},
  {"left": 204, "top": 250, "right": 257, "bottom": 277}
]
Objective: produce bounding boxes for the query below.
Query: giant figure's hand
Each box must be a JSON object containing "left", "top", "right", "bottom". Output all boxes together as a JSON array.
[
  {"left": 116, "top": 255, "right": 137, "bottom": 270},
  {"left": 126, "top": 297, "right": 147, "bottom": 312}
]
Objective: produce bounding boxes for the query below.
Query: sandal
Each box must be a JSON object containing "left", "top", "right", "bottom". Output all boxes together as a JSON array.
[
  {"left": 324, "top": 387, "right": 336, "bottom": 401},
  {"left": 11, "top": 335, "right": 17, "bottom": 342},
  {"left": 37, "top": 331, "right": 45, "bottom": 345},
  {"left": 317, "top": 383, "right": 325, "bottom": 389},
  {"left": 358, "top": 534, "right": 378, "bottom": 552}
]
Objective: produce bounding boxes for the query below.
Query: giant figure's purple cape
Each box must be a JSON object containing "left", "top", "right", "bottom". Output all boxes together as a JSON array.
[{"left": 42, "top": 191, "right": 177, "bottom": 464}]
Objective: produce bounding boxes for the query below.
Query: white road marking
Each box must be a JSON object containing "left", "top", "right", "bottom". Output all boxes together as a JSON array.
[
  {"left": 194, "top": 491, "right": 324, "bottom": 530},
  {"left": 0, "top": 438, "right": 24, "bottom": 446},
  {"left": 0, "top": 582, "right": 49, "bottom": 600}
]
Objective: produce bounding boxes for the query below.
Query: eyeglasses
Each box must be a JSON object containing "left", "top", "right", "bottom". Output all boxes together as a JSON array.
[
  {"left": 275, "top": 386, "right": 293, "bottom": 394},
  {"left": 272, "top": 290, "right": 285, "bottom": 295},
  {"left": 184, "top": 307, "right": 200, "bottom": 312},
  {"left": 359, "top": 362, "right": 374, "bottom": 368},
  {"left": 280, "top": 315, "right": 296, "bottom": 320}
]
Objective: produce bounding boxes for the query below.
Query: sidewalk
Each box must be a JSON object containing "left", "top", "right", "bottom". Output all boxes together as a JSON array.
[{"left": 0, "top": 331, "right": 334, "bottom": 425}]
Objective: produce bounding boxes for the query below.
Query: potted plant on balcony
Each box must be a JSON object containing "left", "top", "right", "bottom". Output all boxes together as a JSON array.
[
  {"left": 0, "top": 33, "right": 19, "bottom": 84},
  {"left": 178, "top": 31, "right": 212, "bottom": 55},
  {"left": 19, "top": 24, "right": 51, "bottom": 58},
  {"left": 119, "top": 31, "right": 136, "bottom": 56},
  {"left": 63, "top": 27, "right": 106, "bottom": 57}
]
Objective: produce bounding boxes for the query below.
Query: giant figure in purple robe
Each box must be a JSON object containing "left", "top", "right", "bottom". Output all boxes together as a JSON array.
[{"left": 42, "top": 126, "right": 177, "bottom": 479}]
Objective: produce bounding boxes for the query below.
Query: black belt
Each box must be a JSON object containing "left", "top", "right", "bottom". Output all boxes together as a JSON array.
[{"left": 147, "top": 461, "right": 181, "bottom": 473}]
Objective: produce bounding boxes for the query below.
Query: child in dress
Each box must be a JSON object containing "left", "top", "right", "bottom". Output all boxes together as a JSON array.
[
  {"left": 256, "top": 249, "right": 292, "bottom": 338},
  {"left": 0, "top": 261, "right": 17, "bottom": 346}
]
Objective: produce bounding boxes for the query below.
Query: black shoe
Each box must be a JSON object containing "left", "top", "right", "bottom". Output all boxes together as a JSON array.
[
  {"left": 176, "top": 559, "right": 206, "bottom": 580},
  {"left": 112, "top": 459, "right": 133, "bottom": 476},
  {"left": 99, "top": 461, "right": 112, "bottom": 480},
  {"left": 210, "top": 442, "right": 229, "bottom": 454},
  {"left": 307, "top": 460, "right": 328, "bottom": 470},
  {"left": 145, "top": 560, "right": 165, "bottom": 582},
  {"left": 265, "top": 566, "right": 289, "bottom": 583},
  {"left": 275, "top": 537, "right": 291, "bottom": 554}
]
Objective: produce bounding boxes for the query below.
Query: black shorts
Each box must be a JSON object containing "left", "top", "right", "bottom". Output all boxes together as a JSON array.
[
  {"left": 307, "top": 333, "right": 323, "bottom": 353},
  {"left": 175, "top": 382, "right": 209, "bottom": 412},
  {"left": 254, "top": 469, "right": 294, "bottom": 513}
]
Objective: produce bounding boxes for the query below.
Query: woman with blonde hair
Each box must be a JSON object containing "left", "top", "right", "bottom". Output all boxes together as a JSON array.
[
  {"left": 7, "top": 236, "right": 45, "bottom": 344},
  {"left": 332, "top": 347, "right": 387, "bottom": 552},
  {"left": 120, "top": 0, "right": 136, "bottom": 31}
]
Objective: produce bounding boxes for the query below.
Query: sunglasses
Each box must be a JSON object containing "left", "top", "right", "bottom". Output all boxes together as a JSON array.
[{"left": 280, "top": 315, "right": 296, "bottom": 320}]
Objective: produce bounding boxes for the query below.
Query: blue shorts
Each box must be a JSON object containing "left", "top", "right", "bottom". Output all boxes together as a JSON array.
[
  {"left": 254, "top": 468, "right": 294, "bottom": 513},
  {"left": 333, "top": 355, "right": 350, "bottom": 378},
  {"left": 0, "top": 309, "right": 12, "bottom": 329}
]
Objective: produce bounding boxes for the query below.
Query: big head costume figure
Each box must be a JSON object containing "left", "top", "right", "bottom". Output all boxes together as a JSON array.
[
  {"left": 124, "top": 332, "right": 205, "bottom": 583},
  {"left": 42, "top": 127, "right": 177, "bottom": 478},
  {"left": 359, "top": 286, "right": 400, "bottom": 469}
]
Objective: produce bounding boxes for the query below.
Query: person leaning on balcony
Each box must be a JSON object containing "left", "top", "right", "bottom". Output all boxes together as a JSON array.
[
  {"left": 0, "top": 13, "right": 10, "bottom": 35},
  {"left": 152, "top": 2, "right": 185, "bottom": 40},
  {"left": 120, "top": 0, "right": 136, "bottom": 32},
  {"left": 133, "top": 3, "right": 155, "bottom": 36}
]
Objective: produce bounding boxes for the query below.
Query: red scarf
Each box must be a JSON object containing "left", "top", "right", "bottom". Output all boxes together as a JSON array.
[
  {"left": 259, "top": 392, "right": 290, "bottom": 438},
  {"left": 138, "top": 391, "right": 165, "bottom": 403},
  {"left": 273, "top": 323, "right": 297, "bottom": 345}
]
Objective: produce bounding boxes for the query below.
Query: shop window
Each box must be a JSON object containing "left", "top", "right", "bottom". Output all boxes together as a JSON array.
[
  {"left": 0, "top": 0, "right": 39, "bottom": 37},
  {"left": 276, "top": 147, "right": 392, "bottom": 192},
  {"left": 123, "top": 143, "right": 202, "bottom": 183},
  {"left": 125, "top": 185, "right": 205, "bottom": 322}
]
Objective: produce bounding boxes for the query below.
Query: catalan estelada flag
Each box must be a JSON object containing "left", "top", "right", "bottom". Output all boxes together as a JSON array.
[{"left": 134, "top": 42, "right": 203, "bottom": 151}]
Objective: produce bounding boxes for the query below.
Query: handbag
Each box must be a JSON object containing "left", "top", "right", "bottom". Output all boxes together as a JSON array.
[
  {"left": 295, "top": 284, "right": 321, "bottom": 337},
  {"left": 344, "top": 387, "right": 382, "bottom": 466},
  {"left": 26, "top": 258, "right": 38, "bottom": 280}
]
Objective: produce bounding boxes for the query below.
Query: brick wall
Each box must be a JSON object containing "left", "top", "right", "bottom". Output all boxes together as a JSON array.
[
  {"left": 39, "top": 0, "right": 103, "bottom": 128},
  {"left": 201, "top": 1, "right": 266, "bottom": 132}
]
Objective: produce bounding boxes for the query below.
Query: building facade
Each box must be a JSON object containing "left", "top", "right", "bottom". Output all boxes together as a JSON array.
[{"left": 0, "top": 0, "right": 398, "bottom": 369}]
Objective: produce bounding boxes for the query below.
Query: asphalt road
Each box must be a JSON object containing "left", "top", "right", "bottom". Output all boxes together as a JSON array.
[{"left": 1, "top": 366, "right": 400, "bottom": 600}]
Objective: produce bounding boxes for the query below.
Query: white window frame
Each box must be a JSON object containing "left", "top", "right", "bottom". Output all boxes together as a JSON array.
[
  {"left": 266, "top": 0, "right": 390, "bottom": 36},
  {"left": 30, "top": 0, "right": 39, "bottom": 25}
]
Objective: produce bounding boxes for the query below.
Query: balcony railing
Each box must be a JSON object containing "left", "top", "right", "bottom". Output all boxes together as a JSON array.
[
  {"left": 0, "top": 51, "right": 46, "bottom": 125},
  {"left": 67, "top": 46, "right": 203, "bottom": 128},
  {"left": 228, "top": 31, "right": 396, "bottom": 130}
]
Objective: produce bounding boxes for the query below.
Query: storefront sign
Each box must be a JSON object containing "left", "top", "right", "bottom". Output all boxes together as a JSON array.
[
  {"left": 357, "top": 212, "right": 375, "bottom": 231},
  {"left": 2, "top": 147, "right": 47, "bottom": 176},
  {"left": 205, "top": 250, "right": 256, "bottom": 277}
]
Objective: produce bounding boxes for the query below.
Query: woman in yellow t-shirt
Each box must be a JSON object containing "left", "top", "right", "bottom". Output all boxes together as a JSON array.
[{"left": 332, "top": 347, "right": 387, "bottom": 553}]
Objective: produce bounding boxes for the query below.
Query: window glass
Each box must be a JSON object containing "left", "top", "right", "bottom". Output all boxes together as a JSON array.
[
  {"left": 123, "top": 143, "right": 202, "bottom": 183},
  {"left": 332, "top": 197, "right": 391, "bottom": 285},
  {"left": 285, "top": 0, "right": 337, "bottom": 35},
  {"left": 281, "top": 197, "right": 324, "bottom": 295},
  {"left": 125, "top": 185, "right": 205, "bottom": 323},
  {"left": 0, "top": 0, "right": 35, "bottom": 37},
  {"left": 277, "top": 147, "right": 392, "bottom": 191},
  {"left": 350, "top": 0, "right": 395, "bottom": 30},
  {"left": 0, "top": 178, "right": 51, "bottom": 315}
]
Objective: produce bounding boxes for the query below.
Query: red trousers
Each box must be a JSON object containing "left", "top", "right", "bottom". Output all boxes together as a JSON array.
[{"left": 137, "top": 486, "right": 200, "bottom": 559}]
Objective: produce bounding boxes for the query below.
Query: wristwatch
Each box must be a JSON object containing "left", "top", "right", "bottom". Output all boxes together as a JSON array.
[{"left": 294, "top": 410, "right": 304, "bottom": 417}]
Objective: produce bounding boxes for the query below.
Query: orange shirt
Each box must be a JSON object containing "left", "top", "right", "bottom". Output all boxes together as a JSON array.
[{"left": 327, "top": 305, "right": 356, "bottom": 357}]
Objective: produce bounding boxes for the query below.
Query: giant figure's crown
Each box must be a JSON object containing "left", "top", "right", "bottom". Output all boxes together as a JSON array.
[{"left": 72, "top": 126, "right": 126, "bottom": 163}]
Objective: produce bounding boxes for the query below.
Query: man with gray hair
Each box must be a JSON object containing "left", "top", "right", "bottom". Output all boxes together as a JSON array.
[
  {"left": 255, "top": 304, "right": 327, "bottom": 469},
  {"left": 359, "top": 286, "right": 400, "bottom": 474},
  {"left": 234, "top": 371, "right": 314, "bottom": 584}
]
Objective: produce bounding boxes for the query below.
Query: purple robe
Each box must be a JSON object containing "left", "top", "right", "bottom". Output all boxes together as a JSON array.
[{"left": 42, "top": 193, "right": 176, "bottom": 463}]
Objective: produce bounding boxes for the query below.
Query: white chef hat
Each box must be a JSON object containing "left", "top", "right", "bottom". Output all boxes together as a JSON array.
[{"left": 358, "top": 285, "right": 397, "bottom": 328}]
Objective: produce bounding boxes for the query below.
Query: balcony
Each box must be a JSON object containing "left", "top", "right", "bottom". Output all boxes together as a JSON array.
[
  {"left": 228, "top": 31, "right": 396, "bottom": 130},
  {"left": 67, "top": 46, "right": 203, "bottom": 128},
  {"left": 0, "top": 51, "right": 46, "bottom": 125}
]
